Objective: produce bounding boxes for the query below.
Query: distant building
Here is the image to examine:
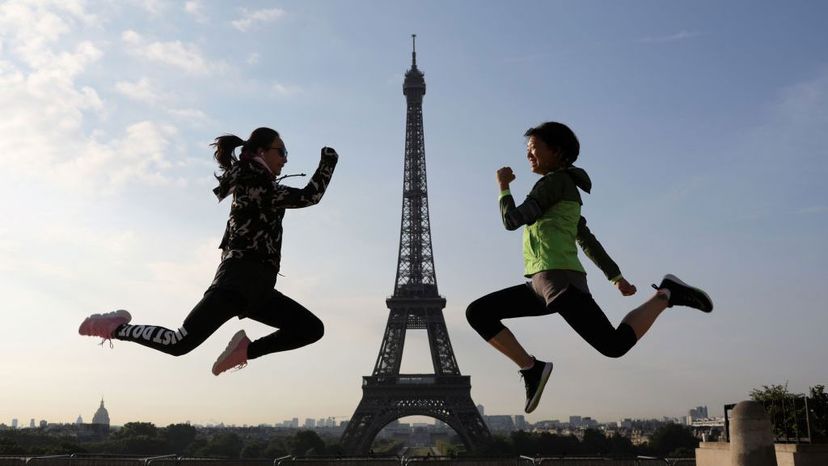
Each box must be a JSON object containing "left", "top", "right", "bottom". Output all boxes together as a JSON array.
[
  {"left": 569, "top": 416, "right": 582, "bottom": 428},
  {"left": 39, "top": 420, "right": 47, "bottom": 429},
  {"left": 304, "top": 418, "right": 316, "bottom": 428},
  {"left": 485, "top": 415, "right": 516, "bottom": 432},
  {"left": 688, "top": 405, "right": 709, "bottom": 422},
  {"left": 29, "top": 419, "right": 35, "bottom": 429},
  {"left": 535, "top": 419, "right": 562, "bottom": 430},
  {"left": 11, "top": 419, "right": 18, "bottom": 429},
  {"left": 75, "top": 415, "right": 83, "bottom": 425},
  {"left": 92, "top": 399, "right": 110, "bottom": 426}
]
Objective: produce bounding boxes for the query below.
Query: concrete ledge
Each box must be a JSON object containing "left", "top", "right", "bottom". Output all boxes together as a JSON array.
[{"left": 696, "top": 442, "right": 828, "bottom": 466}]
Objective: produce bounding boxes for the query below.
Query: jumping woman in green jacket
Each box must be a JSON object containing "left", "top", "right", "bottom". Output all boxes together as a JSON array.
[{"left": 466, "top": 121, "right": 713, "bottom": 414}]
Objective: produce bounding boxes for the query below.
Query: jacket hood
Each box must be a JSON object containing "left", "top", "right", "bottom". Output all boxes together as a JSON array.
[
  {"left": 213, "top": 160, "right": 271, "bottom": 202},
  {"left": 562, "top": 165, "right": 592, "bottom": 194}
]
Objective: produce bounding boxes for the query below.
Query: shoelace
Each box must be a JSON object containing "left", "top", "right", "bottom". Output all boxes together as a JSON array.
[
  {"left": 652, "top": 284, "right": 671, "bottom": 304},
  {"left": 230, "top": 362, "right": 248, "bottom": 373},
  {"left": 518, "top": 369, "right": 537, "bottom": 398}
]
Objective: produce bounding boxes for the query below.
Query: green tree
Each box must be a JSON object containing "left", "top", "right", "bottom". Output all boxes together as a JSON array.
[
  {"left": 263, "top": 437, "right": 287, "bottom": 458},
  {"left": 288, "top": 430, "right": 326, "bottom": 456},
  {"left": 607, "top": 433, "right": 636, "bottom": 458},
  {"left": 750, "top": 383, "right": 807, "bottom": 440},
  {"left": 477, "top": 434, "right": 513, "bottom": 456},
  {"left": 581, "top": 428, "right": 609, "bottom": 455},
  {"left": 0, "top": 436, "right": 25, "bottom": 455},
  {"left": 510, "top": 430, "right": 536, "bottom": 455},
  {"left": 114, "top": 422, "right": 159, "bottom": 439},
  {"left": 648, "top": 423, "right": 697, "bottom": 457},
  {"left": 162, "top": 423, "right": 198, "bottom": 454},
  {"left": 198, "top": 432, "right": 243, "bottom": 458},
  {"left": 240, "top": 439, "right": 266, "bottom": 458},
  {"left": 808, "top": 384, "right": 828, "bottom": 439}
]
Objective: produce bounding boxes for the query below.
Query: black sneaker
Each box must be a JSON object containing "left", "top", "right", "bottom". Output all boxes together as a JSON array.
[
  {"left": 652, "top": 274, "right": 713, "bottom": 312},
  {"left": 520, "top": 358, "right": 554, "bottom": 413}
]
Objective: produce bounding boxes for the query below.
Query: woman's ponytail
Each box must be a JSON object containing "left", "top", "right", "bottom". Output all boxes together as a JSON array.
[{"left": 211, "top": 134, "right": 245, "bottom": 172}]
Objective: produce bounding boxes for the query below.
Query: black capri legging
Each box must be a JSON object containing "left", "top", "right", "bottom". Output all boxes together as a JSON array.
[
  {"left": 113, "top": 258, "right": 324, "bottom": 359},
  {"left": 466, "top": 284, "right": 637, "bottom": 358}
]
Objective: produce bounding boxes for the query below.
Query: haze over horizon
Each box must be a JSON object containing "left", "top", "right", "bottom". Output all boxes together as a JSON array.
[{"left": 1, "top": 0, "right": 826, "bottom": 428}]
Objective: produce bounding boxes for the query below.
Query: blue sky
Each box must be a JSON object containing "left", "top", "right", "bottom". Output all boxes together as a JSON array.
[{"left": 1, "top": 0, "right": 826, "bottom": 429}]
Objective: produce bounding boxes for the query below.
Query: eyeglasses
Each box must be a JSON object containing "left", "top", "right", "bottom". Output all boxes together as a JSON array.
[{"left": 269, "top": 146, "right": 288, "bottom": 158}]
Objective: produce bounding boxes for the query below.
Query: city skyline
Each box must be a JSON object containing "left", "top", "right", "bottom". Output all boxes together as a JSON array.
[
  {"left": 0, "top": 398, "right": 728, "bottom": 430},
  {"left": 1, "top": 1, "right": 827, "bottom": 428}
]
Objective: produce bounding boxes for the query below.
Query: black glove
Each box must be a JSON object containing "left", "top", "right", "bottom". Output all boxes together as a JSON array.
[{"left": 321, "top": 146, "right": 338, "bottom": 158}]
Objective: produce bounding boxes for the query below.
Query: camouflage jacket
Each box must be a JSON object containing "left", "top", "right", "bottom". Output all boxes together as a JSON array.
[{"left": 213, "top": 151, "right": 338, "bottom": 271}]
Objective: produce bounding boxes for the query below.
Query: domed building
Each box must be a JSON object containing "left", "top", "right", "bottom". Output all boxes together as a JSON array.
[{"left": 92, "top": 399, "right": 110, "bottom": 426}]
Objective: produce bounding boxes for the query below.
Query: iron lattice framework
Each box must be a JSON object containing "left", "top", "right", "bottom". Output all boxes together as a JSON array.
[{"left": 340, "top": 36, "right": 491, "bottom": 455}]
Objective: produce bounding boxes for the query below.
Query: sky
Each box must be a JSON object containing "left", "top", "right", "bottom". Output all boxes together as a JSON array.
[{"left": 1, "top": 0, "right": 827, "bottom": 432}]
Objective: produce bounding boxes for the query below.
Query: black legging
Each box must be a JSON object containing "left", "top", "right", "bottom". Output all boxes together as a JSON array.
[
  {"left": 113, "top": 259, "right": 324, "bottom": 359},
  {"left": 466, "top": 284, "right": 636, "bottom": 358}
]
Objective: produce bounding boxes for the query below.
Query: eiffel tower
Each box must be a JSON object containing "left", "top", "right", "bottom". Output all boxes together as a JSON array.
[{"left": 340, "top": 35, "right": 491, "bottom": 455}]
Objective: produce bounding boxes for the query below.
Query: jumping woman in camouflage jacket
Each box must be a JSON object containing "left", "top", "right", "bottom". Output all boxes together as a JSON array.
[{"left": 79, "top": 127, "right": 338, "bottom": 376}]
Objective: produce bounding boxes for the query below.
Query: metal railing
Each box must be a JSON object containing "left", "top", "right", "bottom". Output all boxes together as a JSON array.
[
  {"left": 0, "top": 456, "right": 695, "bottom": 466},
  {"left": 725, "top": 396, "right": 827, "bottom": 444}
]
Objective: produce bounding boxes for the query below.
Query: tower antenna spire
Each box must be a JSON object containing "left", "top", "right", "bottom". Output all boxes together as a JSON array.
[{"left": 411, "top": 34, "right": 417, "bottom": 68}]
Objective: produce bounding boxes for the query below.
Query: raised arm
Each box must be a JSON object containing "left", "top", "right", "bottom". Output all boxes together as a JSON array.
[
  {"left": 498, "top": 167, "right": 562, "bottom": 231},
  {"left": 265, "top": 148, "right": 338, "bottom": 209}
]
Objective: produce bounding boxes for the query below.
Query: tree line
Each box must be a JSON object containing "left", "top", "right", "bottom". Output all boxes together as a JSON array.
[{"left": 0, "top": 421, "right": 698, "bottom": 459}]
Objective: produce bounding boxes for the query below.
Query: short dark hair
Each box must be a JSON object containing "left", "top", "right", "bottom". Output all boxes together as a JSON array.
[{"left": 524, "top": 122, "right": 580, "bottom": 164}]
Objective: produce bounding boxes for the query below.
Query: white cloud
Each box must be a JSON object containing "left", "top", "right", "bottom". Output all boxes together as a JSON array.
[
  {"left": 121, "top": 29, "right": 223, "bottom": 75},
  {"left": 0, "top": 1, "right": 99, "bottom": 69},
  {"left": 115, "top": 78, "right": 210, "bottom": 126},
  {"left": 184, "top": 0, "right": 208, "bottom": 23},
  {"left": 0, "top": 4, "right": 186, "bottom": 194},
  {"left": 247, "top": 52, "right": 260, "bottom": 65},
  {"left": 638, "top": 30, "right": 702, "bottom": 44},
  {"left": 272, "top": 81, "right": 302, "bottom": 97},
  {"left": 115, "top": 77, "right": 163, "bottom": 104},
  {"left": 130, "top": 0, "right": 167, "bottom": 16},
  {"left": 231, "top": 7, "right": 286, "bottom": 32},
  {"left": 168, "top": 107, "right": 209, "bottom": 126}
]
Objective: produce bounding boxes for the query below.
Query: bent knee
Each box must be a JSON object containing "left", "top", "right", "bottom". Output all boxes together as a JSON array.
[
  {"left": 465, "top": 300, "right": 485, "bottom": 325},
  {"left": 305, "top": 316, "right": 325, "bottom": 343},
  {"left": 596, "top": 343, "right": 633, "bottom": 359}
]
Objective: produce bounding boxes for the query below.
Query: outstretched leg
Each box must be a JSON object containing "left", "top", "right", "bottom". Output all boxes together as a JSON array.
[
  {"left": 552, "top": 287, "right": 642, "bottom": 358},
  {"left": 113, "top": 288, "right": 243, "bottom": 356},
  {"left": 619, "top": 293, "right": 669, "bottom": 339},
  {"left": 553, "top": 273, "right": 713, "bottom": 357}
]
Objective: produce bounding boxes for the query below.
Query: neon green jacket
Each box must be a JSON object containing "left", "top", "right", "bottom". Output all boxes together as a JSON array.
[{"left": 499, "top": 166, "right": 622, "bottom": 281}]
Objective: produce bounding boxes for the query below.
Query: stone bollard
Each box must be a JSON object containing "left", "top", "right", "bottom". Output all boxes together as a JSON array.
[{"left": 730, "top": 400, "right": 778, "bottom": 466}]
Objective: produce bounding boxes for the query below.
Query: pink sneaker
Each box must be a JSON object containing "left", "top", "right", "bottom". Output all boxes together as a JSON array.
[
  {"left": 79, "top": 310, "right": 132, "bottom": 341},
  {"left": 212, "top": 330, "right": 251, "bottom": 376}
]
